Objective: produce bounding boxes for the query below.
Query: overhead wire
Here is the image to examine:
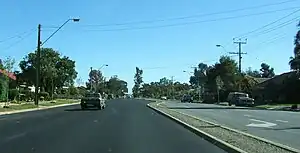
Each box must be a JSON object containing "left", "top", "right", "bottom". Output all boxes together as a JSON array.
[
  {"left": 83, "top": 0, "right": 299, "bottom": 27},
  {"left": 237, "top": 8, "right": 300, "bottom": 39},
  {"left": 0, "top": 28, "right": 35, "bottom": 44},
  {"left": 1, "top": 29, "right": 36, "bottom": 51},
  {"left": 82, "top": 7, "right": 300, "bottom": 32}
]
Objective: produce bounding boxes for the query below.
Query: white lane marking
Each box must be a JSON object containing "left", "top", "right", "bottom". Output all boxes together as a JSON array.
[
  {"left": 276, "top": 120, "right": 288, "bottom": 123},
  {"left": 0, "top": 117, "right": 7, "bottom": 121},
  {"left": 244, "top": 114, "right": 252, "bottom": 117},
  {"left": 5, "top": 132, "right": 27, "bottom": 141},
  {"left": 246, "top": 119, "right": 277, "bottom": 128}
]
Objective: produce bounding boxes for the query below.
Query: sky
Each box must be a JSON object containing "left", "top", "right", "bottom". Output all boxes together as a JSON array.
[{"left": 0, "top": 0, "right": 299, "bottom": 93}]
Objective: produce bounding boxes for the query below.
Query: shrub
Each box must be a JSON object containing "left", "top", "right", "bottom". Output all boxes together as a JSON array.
[
  {"left": 8, "top": 89, "right": 19, "bottom": 100},
  {"left": 39, "top": 92, "right": 49, "bottom": 101}
]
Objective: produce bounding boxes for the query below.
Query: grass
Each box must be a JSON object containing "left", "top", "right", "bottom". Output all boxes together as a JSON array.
[
  {"left": 0, "top": 99, "right": 79, "bottom": 112},
  {"left": 0, "top": 103, "right": 38, "bottom": 112},
  {"left": 39, "top": 99, "right": 79, "bottom": 107},
  {"left": 256, "top": 103, "right": 299, "bottom": 109}
]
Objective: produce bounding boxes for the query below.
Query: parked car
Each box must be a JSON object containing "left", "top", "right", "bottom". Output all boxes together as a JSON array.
[
  {"left": 236, "top": 97, "right": 255, "bottom": 107},
  {"left": 181, "top": 95, "right": 193, "bottom": 103},
  {"left": 81, "top": 93, "right": 106, "bottom": 110},
  {"left": 161, "top": 96, "right": 167, "bottom": 100},
  {"left": 227, "top": 92, "right": 254, "bottom": 106}
]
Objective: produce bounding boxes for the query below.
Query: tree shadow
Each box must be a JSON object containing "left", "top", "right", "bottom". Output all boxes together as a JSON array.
[
  {"left": 64, "top": 108, "right": 100, "bottom": 112},
  {"left": 168, "top": 107, "right": 254, "bottom": 110},
  {"left": 264, "top": 127, "right": 300, "bottom": 130}
]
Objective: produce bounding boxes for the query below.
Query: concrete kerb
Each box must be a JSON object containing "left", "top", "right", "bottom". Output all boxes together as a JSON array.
[
  {"left": 0, "top": 102, "right": 80, "bottom": 116},
  {"left": 147, "top": 103, "right": 247, "bottom": 153},
  {"left": 152, "top": 101, "right": 300, "bottom": 153}
]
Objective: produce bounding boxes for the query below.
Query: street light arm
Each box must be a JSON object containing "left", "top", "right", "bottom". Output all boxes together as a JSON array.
[
  {"left": 99, "top": 64, "right": 108, "bottom": 70},
  {"left": 41, "top": 19, "right": 79, "bottom": 46},
  {"left": 216, "top": 44, "right": 227, "bottom": 53}
]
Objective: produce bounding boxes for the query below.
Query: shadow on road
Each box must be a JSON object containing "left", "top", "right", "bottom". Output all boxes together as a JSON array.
[
  {"left": 168, "top": 107, "right": 255, "bottom": 110},
  {"left": 64, "top": 108, "right": 100, "bottom": 112},
  {"left": 264, "top": 127, "right": 300, "bottom": 131}
]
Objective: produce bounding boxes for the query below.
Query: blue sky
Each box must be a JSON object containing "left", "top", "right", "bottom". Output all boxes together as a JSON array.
[{"left": 1, "top": 0, "right": 299, "bottom": 93}]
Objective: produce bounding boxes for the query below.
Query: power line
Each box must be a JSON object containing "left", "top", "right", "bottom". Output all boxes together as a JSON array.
[
  {"left": 83, "top": 7, "right": 300, "bottom": 32},
  {"left": 0, "top": 28, "right": 35, "bottom": 44},
  {"left": 237, "top": 8, "right": 300, "bottom": 39},
  {"left": 1, "top": 29, "right": 36, "bottom": 51},
  {"left": 83, "top": 0, "right": 299, "bottom": 27},
  {"left": 251, "top": 16, "right": 300, "bottom": 37},
  {"left": 142, "top": 55, "right": 238, "bottom": 70}
]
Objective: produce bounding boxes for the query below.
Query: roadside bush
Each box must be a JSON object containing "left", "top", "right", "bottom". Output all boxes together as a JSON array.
[
  {"left": 39, "top": 92, "right": 49, "bottom": 101},
  {"left": 8, "top": 89, "right": 19, "bottom": 100}
]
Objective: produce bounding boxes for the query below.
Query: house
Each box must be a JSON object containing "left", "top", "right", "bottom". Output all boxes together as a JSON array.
[{"left": 251, "top": 71, "right": 299, "bottom": 104}]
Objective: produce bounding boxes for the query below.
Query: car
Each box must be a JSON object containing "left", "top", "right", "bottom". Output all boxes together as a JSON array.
[
  {"left": 161, "top": 96, "right": 167, "bottom": 100},
  {"left": 181, "top": 95, "right": 193, "bottom": 103},
  {"left": 227, "top": 92, "right": 255, "bottom": 106},
  {"left": 236, "top": 97, "right": 255, "bottom": 107},
  {"left": 81, "top": 93, "right": 106, "bottom": 110}
]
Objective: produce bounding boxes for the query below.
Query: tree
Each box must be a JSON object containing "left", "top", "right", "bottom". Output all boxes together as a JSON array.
[
  {"left": 289, "top": 21, "right": 300, "bottom": 71},
  {"left": 107, "top": 76, "right": 128, "bottom": 97},
  {"left": 0, "top": 57, "right": 16, "bottom": 101},
  {"left": 245, "top": 67, "right": 261, "bottom": 78},
  {"left": 189, "top": 63, "right": 208, "bottom": 87},
  {"left": 19, "top": 48, "right": 77, "bottom": 94},
  {"left": 260, "top": 63, "right": 275, "bottom": 78},
  {"left": 132, "top": 67, "right": 143, "bottom": 97},
  {"left": 86, "top": 69, "right": 105, "bottom": 93}
]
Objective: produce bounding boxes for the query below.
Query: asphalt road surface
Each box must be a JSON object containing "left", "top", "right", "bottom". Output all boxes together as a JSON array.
[
  {"left": 164, "top": 101, "right": 300, "bottom": 150},
  {"left": 0, "top": 99, "right": 225, "bottom": 153}
]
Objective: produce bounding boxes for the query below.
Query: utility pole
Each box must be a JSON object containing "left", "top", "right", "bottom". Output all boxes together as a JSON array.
[
  {"left": 34, "top": 24, "right": 41, "bottom": 106},
  {"left": 230, "top": 38, "right": 247, "bottom": 73},
  {"left": 171, "top": 76, "right": 175, "bottom": 100},
  {"left": 90, "top": 67, "right": 94, "bottom": 92}
]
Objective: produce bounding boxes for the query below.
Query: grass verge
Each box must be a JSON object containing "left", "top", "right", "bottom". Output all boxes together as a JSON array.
[{"left": 0, "top": 99, "right": 79, "bottom": 112}]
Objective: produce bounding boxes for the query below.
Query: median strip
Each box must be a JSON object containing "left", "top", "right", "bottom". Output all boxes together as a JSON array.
[{"left": 147, "top": 102, "right": 299, "bottom": 153}]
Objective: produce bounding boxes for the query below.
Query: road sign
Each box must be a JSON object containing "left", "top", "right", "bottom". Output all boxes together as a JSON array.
[{"left": 246, "top": 119, "right": 277, "bottom": 128}]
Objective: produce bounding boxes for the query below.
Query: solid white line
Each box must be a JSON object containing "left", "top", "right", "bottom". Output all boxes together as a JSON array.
[
  {"left": 276, "top": 120, "right": 289, "bottom": 123},
  {"left": 244, "top": 114, "right": 252, "bottom": 117}
]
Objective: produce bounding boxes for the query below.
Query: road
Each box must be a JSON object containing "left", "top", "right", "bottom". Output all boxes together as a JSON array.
[
  {"left": 164, "top": 101, "right": 300, "bottom": 150},
  {"left": 0, "top": 99, "right": 225, "bottom": 153}
]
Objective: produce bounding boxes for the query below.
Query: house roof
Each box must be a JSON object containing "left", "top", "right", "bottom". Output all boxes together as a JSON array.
[
  {"left": 252, "top": 71, "right": 296, "bottom": 89},
  {"left": 244, "top": 75, "right": 271, "bottom": 84}
]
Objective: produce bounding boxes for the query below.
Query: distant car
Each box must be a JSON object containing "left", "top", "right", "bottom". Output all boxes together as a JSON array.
[
  {"left": 181, "top": 95, "right": 193, "bottom": 103},
  {"left": 161, "top": 96, "right": 167, "bottom": 100},
  {"left": 81, "top": 93, "right": 106, "bottom": 110}
]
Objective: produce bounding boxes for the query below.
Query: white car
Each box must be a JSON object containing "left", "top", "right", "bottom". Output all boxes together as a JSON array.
[
  {"left": 81, "top": 93, "right": 106, "bottom": 110},
  {"left": 160, "top": 96, "right": 167, "bottom": 100}
]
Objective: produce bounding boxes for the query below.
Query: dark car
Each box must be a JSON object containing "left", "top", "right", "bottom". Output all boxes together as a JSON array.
[{"left": 181, "top": 95, "right": 193, "bottom": 103}]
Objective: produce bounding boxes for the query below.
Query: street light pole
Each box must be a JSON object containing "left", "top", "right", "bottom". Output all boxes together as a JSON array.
[{"left": 34, "top": 18, "right": 80, "bottom": 106}]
